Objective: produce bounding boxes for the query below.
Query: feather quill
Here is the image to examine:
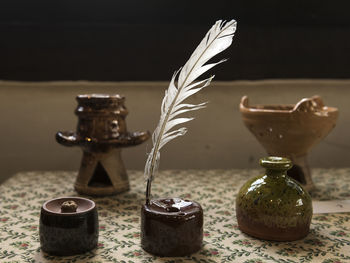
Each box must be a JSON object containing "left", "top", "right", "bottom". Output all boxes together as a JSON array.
[{"left": 144, "top": 20, "right": 237, "bottom": 203}]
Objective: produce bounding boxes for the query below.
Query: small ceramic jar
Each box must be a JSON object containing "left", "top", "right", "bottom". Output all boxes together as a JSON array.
[
  {"left": 40, "top": 197, "right": 99, "bottom": 256},
  {"left": 141, "top": 198, "right": 203, "bottom": 256},
  {"left": 236, "top": 157, "right": 312, "bottom": 241}
]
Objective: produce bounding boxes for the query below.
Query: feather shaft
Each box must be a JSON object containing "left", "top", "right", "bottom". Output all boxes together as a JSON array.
[{"left": 144, "top": 19, "right": 237, "bottom": 203}]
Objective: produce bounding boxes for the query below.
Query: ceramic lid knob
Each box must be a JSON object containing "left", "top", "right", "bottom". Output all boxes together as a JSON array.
[{"left": 61, "top": 200, "right": 78, "bottom": 213}]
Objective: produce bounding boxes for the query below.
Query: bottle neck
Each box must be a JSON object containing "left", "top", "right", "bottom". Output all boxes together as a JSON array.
[{"left": 266, "top": 169, "right": 287, "bottom": 177}]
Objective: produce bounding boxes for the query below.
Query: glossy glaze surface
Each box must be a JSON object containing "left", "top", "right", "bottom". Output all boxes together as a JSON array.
[
  {"left": 236, "top": 157, "right": 312, "bottom": 241},
  {"left": 141, "top": 198, "right": 203, "bottom": 256},
  {"left": 39, "top": 197, "right": 99, "bottom": 256},
  {"left": 56, "top": 94, "right": 150, "bottom": 151}
]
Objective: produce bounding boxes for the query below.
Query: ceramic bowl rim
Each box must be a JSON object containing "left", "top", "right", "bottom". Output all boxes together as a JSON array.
[
  {"left": 240, "top": 96, "right": 339, "bottom": 115},
  {"left": 42, "top": 196, "right": 96, "bottom": 216},
  {"left": 240, "top": 105, "right": 339, "bottom": 114}
]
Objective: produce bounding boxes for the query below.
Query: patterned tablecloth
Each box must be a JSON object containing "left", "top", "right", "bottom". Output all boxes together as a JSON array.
[{"left": 0, "top": 169, "right": 350, "bottom": 263}]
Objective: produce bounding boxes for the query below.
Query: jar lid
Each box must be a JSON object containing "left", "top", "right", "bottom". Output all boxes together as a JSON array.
[
  {"left": 259, "top": 156, "right": 293, "bottom": 170},
  {"left": 42, "top": 197, "right": 96, "bottom": 216}
]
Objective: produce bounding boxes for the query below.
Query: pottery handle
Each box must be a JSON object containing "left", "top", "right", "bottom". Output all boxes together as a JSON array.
[
  {"left": 56, "top": 131, "right": 79, "bottom": 147},
  {"left": 240, "top": 96, "right": 249, "bottom": 110},
  {"left": 310, "top": 95, "right": 325, "bottom": 107},
  {"left": 292, "top": 95, "right": 324, "bottom": 113}
]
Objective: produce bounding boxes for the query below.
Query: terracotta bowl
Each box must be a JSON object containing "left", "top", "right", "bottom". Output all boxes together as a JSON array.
[
  {"left": 39, "top": 197, "right": 99, "bottom": 256},
  {"left": 240, "top": 95, "right": 338, "bottom": 190}
]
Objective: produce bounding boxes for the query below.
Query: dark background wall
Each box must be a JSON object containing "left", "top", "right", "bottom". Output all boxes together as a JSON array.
[{"left": 1, "top": 0, "right": 350, "bottom": 81}]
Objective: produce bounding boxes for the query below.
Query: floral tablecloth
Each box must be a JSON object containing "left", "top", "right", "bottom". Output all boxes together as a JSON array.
[{"left": 0, "top": 169, "right": 350, "bottom": 263}]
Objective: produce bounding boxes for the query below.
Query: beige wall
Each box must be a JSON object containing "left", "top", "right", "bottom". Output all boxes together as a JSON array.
[{"left": 0, "top": 80, "right": 348, "bottom": 183}]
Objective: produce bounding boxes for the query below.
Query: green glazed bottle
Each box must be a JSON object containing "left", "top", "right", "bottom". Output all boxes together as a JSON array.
[{"left": 236, "top": 156, "right": 312, "bottom": 241}]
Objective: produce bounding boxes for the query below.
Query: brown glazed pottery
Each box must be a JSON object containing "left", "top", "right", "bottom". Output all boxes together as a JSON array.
[
  {"left": 240, "top": 95, "right": 338, "bottom": 191},
  {"left": 56, "top": 94, "right": 150, "bottom": 196},
  {"left": 141, "top": 198, "right": 203, "bottom": 256},
  {"left": 236, "top": 156, "right": 313, "bottom": 241},
  {"left": 39, "top": 197, "right": 98, "bottom": 256}
]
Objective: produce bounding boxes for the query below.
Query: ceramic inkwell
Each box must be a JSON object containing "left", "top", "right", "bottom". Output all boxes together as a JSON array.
[
  {"left": 236, "top": 157, "right": 312, "bottom": 241},
  {"left": 141, "top": 20, "right": 237, "bottom": 256},
  {"left": 39, "top": 197, "right": 99, "bottom": 256},
  {"left": 141, "top": 198, "right": 203, "bottom": 256}
]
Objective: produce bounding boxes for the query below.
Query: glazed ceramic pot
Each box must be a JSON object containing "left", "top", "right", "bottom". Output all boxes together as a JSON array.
[
  {"left": 56, "top": 94, "right": 150, "bottom": 196},
  {"left": 236, "top": 157, "right": 312, "bottom": 241},
  {"left": 40, "top": 197, "right": 99, "bottom": 256},
  {"left": 141, "top": 198, "right": 203, "bottom": 256},
  {"left": 240, "top": 95, "right": 338, "bottom": 191}
]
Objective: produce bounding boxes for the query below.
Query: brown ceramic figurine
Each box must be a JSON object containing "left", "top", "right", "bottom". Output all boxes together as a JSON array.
[
  {"left": 56, "top": 94, "right": 150, "bottom": 196},
  {"left": 240, "top": 95, "right": 338, "bottom": 191}
]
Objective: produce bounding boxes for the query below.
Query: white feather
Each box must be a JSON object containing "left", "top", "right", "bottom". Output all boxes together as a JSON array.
[{"left": 144, "top": 19, "right": 237, "bottom": 186}]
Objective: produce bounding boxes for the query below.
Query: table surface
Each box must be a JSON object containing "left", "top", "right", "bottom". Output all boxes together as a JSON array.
[{"left": 0, "top": 169, "right": 350, "bottom": 263}]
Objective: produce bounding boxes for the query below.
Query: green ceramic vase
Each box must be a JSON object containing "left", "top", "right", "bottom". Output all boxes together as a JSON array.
[{"left": 236, "top": 156, "right": 312, "bottom": 241}]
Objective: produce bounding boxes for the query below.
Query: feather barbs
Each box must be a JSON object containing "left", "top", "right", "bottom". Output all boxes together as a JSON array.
[{"left": 144, "top": 19, "right": 237, "bottom": 203}]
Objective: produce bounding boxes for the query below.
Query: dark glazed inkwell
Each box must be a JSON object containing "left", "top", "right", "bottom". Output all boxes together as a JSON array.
[
  {"left": 39, "top": 197, "right": 99, "bottom": 256},
  {"left": 141, "top": 198, "right": 203, "bottom": 256}
]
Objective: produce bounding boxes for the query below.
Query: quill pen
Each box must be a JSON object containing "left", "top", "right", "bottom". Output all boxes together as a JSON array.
[{"left": 144, "top": 20, "right": 237, "bottom": 204}]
